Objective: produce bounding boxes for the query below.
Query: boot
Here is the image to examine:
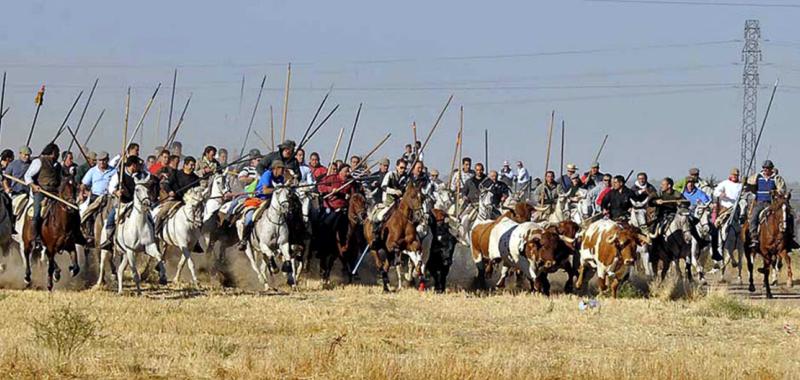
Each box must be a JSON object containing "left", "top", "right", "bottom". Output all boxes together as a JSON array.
[
  {"left": 237, "top": 224, "right": 253, "bottom": 251},
  {"left": 32, "top": 217, "right": 42, "bottom": 250},
  {"left": 98, "top": 226, "right": 114, "bottom": 250}
]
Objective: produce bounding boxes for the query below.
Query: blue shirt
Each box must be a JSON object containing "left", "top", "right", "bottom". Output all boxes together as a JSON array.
[
  {"left": 82, "top": 165, "right": 118, "bottom": 196},
  {"left": 255, "top": 169, "right": 284, "bottom": 200},
  {"left": 4, "top": 159, "right": 31, "bottom": 193},
  {"left": 682, "top": 187, "right": 710, "bottom": 207},
  {"left": 756, "top": 174, "right": 776, "bottom": 202}
]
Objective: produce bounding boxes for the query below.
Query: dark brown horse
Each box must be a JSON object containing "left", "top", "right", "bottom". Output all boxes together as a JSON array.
[
  {"left": 743, "top": 193, "right": 794, "bottom": 298},
  {"left": 22, "top": 179, "right": 85, "bottom": 291},
  {"left": 365, "top": 181, "right": 425, "bottom": 292}
]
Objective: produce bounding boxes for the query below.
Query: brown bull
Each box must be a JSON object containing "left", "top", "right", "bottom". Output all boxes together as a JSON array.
[{"left": 576, "top": 220, "right": 648, "bottom": 298}]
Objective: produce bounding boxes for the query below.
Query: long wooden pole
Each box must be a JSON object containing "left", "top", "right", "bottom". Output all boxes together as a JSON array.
[
  {"left": 592, "top": 134, "right": 609, "bottom": 167},
  {"left": 269, "top": 105, "right": 275, "bottom": 150},
  {"left": 3, "top": 174, "right": 78, "bottom": 210},
  {"left": 298, "top": 85, "right": 332, "bottom": 148},
  {"left": 238, "top": 75, "right": 267, "bottom": 158},
  {"left": 344, "top": 102, "right": 362, "bottom": 160},
  {"left": 116, "top": 88, "right": 131, "bottom": 226},
  {"left": 26, "top": 85, "right": 45, "bottom": 148},
  {"left": 543, "top": 110, "right": 555, "bottom": 177},
  {"left": 0, "top": 72, "right": 5, "bottom": 143},
  {"left": 83, "top": 109, "right": 105, "bottom": 147},
  {"left": 447, "top": 105, "right": 463, "bottom": 188},
  {"left": 164, "top": 94, "right": 192, "bottom": 149},
  {"left": 328, "top": 127, "right": 344, "bottom": 174},
  {"left": 456, "top": 106, "right": 464, "bottom": 215},
  {"left": 65, "top": 126, "right": 91, "bottom": 165},
  {"left": 68, "top": 78, "right": 99, "bottom": 152},
  {"left": 559, "top": 120, "right": 565, "bottom": 188},
  {"left": 280, "top": 63, "right": 291, "bottom": 143},
  {"left": 297, "top": 104, "right": 340, "bottom": 151},
  {"left": 323, "top": 133, "right": 391, "bottom": 199},
  {"left": 167, "top": 68, "right": 177, "bottom": 140},
  {"left": 418, "top": 94, "right": 454, "bottom": 154},
  {"left": 484, "top": 129, "right": 488, "bottom": 169},
  {"left": 126, "top": 83, "right": 162, "bottom": 149},
  {"left": 51, "top": 90, "right": 84, "bottom": 143}
]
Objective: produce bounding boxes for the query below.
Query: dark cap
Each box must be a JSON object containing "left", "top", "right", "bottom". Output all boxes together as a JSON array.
[
  {"left": 762, "top": 160, "right": 775, "bottom": 169},
  {"left": 688, "top": 167, "right": 700, "bottom": 175}
]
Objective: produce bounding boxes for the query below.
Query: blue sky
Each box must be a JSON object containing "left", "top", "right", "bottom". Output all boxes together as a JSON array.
[{"left": 0, "top": 0, "right": 798, "bottom": 179}]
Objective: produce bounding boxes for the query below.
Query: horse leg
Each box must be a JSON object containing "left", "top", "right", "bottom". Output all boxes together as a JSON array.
[
  {"left": 117, "top": 250, "right": 129, "bottom": 294},
  {"left": 47, "top": 255, "right": 57, "bottom": 291},
  {"left": 94, "top": 249, "right": 109, "bottom": 289},
  {"left": 763, "top": 256, "right": 773, "bottom": 299},
  {"left": 781, "top": 250, "right": 793, "bottom": 287},
  {"left": 177, "top": 247, "right": 199, "bottom": 287},
  {"left": 23, "top": 245, "right": 32, "bottom": 287},
  {"left": 395, "top": 257, "right": 404, "bottom": 291},
  {"left": 70, "top": 246, "right": 81, "bottom": 277},
  {"left": 746, "top": 249, "right": 755, "bottom": 293},
  {"left": 243, "top": 246, "right": 267, "bottom": 288},
  {"left": 127, "top": 249, "right": 142, "bottom": 296},
  {"left": 495, "top": 265, "right": 510, "bottom": 289}
]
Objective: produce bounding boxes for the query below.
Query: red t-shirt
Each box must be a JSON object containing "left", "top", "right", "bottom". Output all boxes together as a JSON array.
[{"left": 149, "top": 162, "right": 164, "bottom": 176}]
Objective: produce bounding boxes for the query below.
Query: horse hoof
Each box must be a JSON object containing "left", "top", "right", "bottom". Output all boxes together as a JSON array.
[
  {"left": 766, "top": 293, "right": 774, "bottom": 299},
  {"left": 788, "top": 280, "right": 794, "bottom": 288},
  {"left": 69, "top": 265, "right": 80, "bottom": 277},
  {"left": 54, "top": 269, "right": 61, "bottom": 283},
  {"left": 748, "top": 284, "right": 756, "bottom": 292},
  {"left": 159, "top": 278, "right": 168, "bottom": 286}
]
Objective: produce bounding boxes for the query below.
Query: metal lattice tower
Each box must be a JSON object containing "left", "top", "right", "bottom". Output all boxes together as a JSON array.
[{"left": 741, "top": 20, "right": 761, "bottom": 175}]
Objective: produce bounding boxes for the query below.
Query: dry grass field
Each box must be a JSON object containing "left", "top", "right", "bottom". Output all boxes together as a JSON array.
[{"left": 1, "top": 279, "right": 799, "bottom": 380}]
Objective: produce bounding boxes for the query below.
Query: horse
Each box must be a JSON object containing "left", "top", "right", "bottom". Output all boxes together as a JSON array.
[
  {"left": 742, "top": 193, "right": 794, "bottom": 299},
  {"left": 156, "top": 186, "right": 206, "bottom": 287},
  {"left": 716, "top": 197, "right": 748, "bottom": 284},
  {"left": 687, "top": 202, "right": 714, "bottom": 284},
  {"left": 21, "top": 179, "right": 85, "bottom": 291},
  {"left": 649, "top": 210, "right": 694, "bottom": 281},
  {"left": 108, "top": 176, "right": 167, "bottom": 295},
  {"left": 315, "top": 191, "right": 368, "bottom": 285},
  {"left": 239, "top": 186, "right": 298, "bottom": 290},
  {"left": 364, "top": 181, "right": 426, "bottom": 292}
]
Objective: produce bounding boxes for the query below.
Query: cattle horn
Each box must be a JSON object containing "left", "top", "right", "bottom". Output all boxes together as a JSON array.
[
  {"left": 559, "top": 235, "right": 575, "bottom": 244},
  {"left": 606, "top": 233, "right": 618, "bottom": 245}
]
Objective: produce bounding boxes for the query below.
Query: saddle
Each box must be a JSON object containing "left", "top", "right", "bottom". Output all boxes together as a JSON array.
[
  {"left": 117, "top": 203, "right": 134, "bottom": 225},
  {"left": 25, "top": 198, "right": 51, "bottom": 219},
  {"left": 11, "top": 194, "right": 28, "bottom": 220},
  {"left": 80, "top": 195, "right": 108, "bottom": 224},
  {"left": 252, "top": 199, "right": 271, "bottom": 223}
]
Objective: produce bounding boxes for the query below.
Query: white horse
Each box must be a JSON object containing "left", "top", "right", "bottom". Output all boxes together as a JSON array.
[
  {"left": 630, "top": 203, "right": 654, "bottom": 278},
  {"left": 155, "top": 187, "right": 206, "bottom": 286},
  {"left": 102, "top": 177, "right": 166, "bottom": 294},
  {"left": 238, "top": 186, "right": 296, "bottom": 290},
  {"left": 716, "top": 197, "right": 749, "bottom": 283},
  {"left": 294, "top": 185, "right": 318, "bottom": 278},
  {"left": 688, "top": 202, "right": 713, "bottom": 284}
]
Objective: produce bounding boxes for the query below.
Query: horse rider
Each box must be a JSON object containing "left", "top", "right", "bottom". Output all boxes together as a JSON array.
[
  {"left": 148, "top": 149, "right": 169, "bottom": 176},
  {"left": 532, "top": 170, "right": 562, "bottom": 220},
  {"left": 629, "top": 172, "right": 657, "bottom": 232},
  {"left": 23, "top": 143, "right": 62, "bottom": 249},
  {"left": 294, "top": 148, "right": 315, "bottom": 185},
  {"left": 515, "top": 161, "right": 531, "bottom": 196},
  {"left": 601, "top": 175, "right": 646, "bottom": 221},
  {"left": 97, "top": 156, "right": 146, "bottom": 250},
  {"left": 317, "top": 164, "right": 354, "bottom": 246},
  {"left": 0, "top": 149, "right": 13, "bottom": 229},
  {"left": 563, "top": 173, "right": 587, "bottom": 215},
  {"left": 195, "top": 145, "right": 219, "bottom": 187},
  {"left": 559, "top": 163, "right": 579, "bottom": 191},
  {"left": 367, "top": 157, "right": 390, "bottom": 205},
  {"left": 461, "top": 162, "right": 486, "bottom": 205},
  {"left": 237, "top": 160, "right": 285, "bottom": 251},
  {"left": 712, "top": 167, "right": 743, "bottom": 227},
  {"left": 75, "top": 151, "right": 96, "bottom": 187},
  {"left": 682, "top": 176, "right": 710, "bottom": 213},
  {"left": 499, "top": 161, "right": 514, "bottom": 188},
  {"left": 745, "top": 160, "right": 795, "bottom": 249},
  {"left": 650, "top": 177, "right": 688, "bottom": 235},
  {"left": 154, "top": 156, "right": 201, "bottom": 226},
  {"left": 675, "top": 167, "right": 711, "bottom": 194},
  {"left": 309, "top": 152, "right": 328, "bottom": 182},
  {"left": 450, "top": 157, "right": 474, "bottom": 190},
  {"left": 582, "top": 162, "right": 605, "bottom": 190},
  {"left": 370, "top": 158, "right": 408, "bottom": 238},
  {"left": 401, "top": 144, "right": 415, "bottom": 163},
  {"left": 223, "top": 154, "right": 261, "bottom": 226},
  {"left": 588, "top": 174, "right": 612, "bottom": 216},
  {"left": 3, "top": 146, "right": 32, "bottom": 231},
  {"left": 258, "top": 140, "right": 297, "bottom": 176},
  {"left": 410, "top": 161, "right": 430, "bottom": 194},
  {"left": 429, "top": 169, "right": 444, "bottom": 192},
  {"left": 481, "top": 170, "right": 511, "bottom": 217},
  {"left": 79, "top": 151, "right": 115, "bottom": 242},
  {"left": 61, "top": 151, "right": 77, "bottom": 179}
]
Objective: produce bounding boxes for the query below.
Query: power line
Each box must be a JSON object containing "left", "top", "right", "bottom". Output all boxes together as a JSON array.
[{"left": 586, "top": 0, "right": 800, "bottom": 8}]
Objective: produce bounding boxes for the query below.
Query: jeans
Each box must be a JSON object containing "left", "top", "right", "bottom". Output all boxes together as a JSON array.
[
  {"left": 227, "top": 195, "right": 247, "bottom": 219},
  {"left": 106, "top": 207, "right": 117, "bottom": 228},
  {"left": 32, "top": 192, "right": 45, "bottom": 221},
  {"left": 749, "top": 201, "right": 768, "bottom": 240},
  {"left": 244, "top": 209, "right": 255, "bottom": 227}
]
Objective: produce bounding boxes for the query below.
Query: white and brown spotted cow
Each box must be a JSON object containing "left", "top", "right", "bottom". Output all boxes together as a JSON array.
[{"left": 576, "top": 219, "right": 650, "bottom": 298}]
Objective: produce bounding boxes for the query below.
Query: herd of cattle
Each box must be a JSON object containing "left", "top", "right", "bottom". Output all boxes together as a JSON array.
[{"left": 0, "top": 167, "right": 789, "bottom": 299}]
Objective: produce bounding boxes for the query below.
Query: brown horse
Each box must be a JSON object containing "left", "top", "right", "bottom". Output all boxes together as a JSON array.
[
  {"left": 364, "top": 181, "right": 425, "bottom": 292},
  {"left": 316, "top": 192, "right": 368, "bottom": 284},
  {"left": 22, "top": 179, "right": 85, "bottom": 291},
  {"left": 743, "top": 193, "right": 794, "bottom": 298}
]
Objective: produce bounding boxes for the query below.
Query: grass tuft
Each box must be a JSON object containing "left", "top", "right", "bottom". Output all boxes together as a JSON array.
[
  {"left": 29, "top": 304, "right": 103, "bottom": 364},
  {"left": 697, "top": 294, "right": 773, "bottom": 320}
]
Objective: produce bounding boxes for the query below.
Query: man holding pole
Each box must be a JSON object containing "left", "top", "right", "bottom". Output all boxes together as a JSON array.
[
  {"left": 258, "top": 140, "right": 297, "bottom": 176},
  {"left": 369, "top": 158, "right": 407, "bottom": 239},
  {"left": 98, "top": 156, "right": 146, "bottom": 250},
  {"left": 23, "top": 143, "right": 62, "bottom": 249}
]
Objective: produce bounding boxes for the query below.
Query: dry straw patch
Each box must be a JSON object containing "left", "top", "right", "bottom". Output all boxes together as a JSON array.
[{"left": 0, "top": 284, "right": 798, "bottom": 379}]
